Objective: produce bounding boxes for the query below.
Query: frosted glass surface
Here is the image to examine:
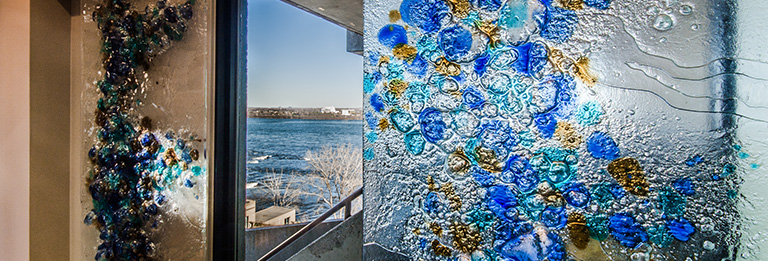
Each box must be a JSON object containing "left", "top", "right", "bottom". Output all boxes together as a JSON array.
[
  {"left": 77, "top": 0, "right": 211, "bottom": 259},
  {"left": 363, "top": 0, "right": 768, "bottom": 260}
]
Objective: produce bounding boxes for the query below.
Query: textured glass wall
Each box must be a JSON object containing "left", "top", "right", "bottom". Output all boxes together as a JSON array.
[
  {"left": 363, "top": 0, "right": 768, "bottom": 260},
  {"left": 76, "top": 0, "right": 211, "bottom": 259}
]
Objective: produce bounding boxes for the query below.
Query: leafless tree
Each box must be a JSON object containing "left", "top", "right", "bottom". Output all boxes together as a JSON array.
[
  {"left": 261, "top": 169, "right": 302, "bottom": 208},
  {"left": 305, "top": 144, "right": 362, "bottom": 217}
]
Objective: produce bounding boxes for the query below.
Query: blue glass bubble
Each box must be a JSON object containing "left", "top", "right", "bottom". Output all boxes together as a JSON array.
[
  {"left": 563, "top": 184, "right": 591, "bottom": 208},
  {"left": 467, "top": 209, "right": 496, "bottom": 231},
  {"left": 406, "top": 54, "right": 429, "bottom": 77},
  {"left": 543, "top": 74, "right": 578, "bottom": 120},
  {"left": 534, "top": 113, "right": 557, "bottom": 139},
  {"left": 586, "top": 214, "right": 610, "bottom": 240},
  {"left": 647, "top": 224, "right": 672, "bottom": 248},
  {"left": 477, "top": 120, "right": 518, "bottom": 160},
  {"left": 416, "top": 35, "right": 440, "bottom": 60},
  {"left": 464, "top": 138, "right": 481, "bottom": 165},
  {"left": 365, "top": 112, "right": 378, "bottom": 129},
  {"left": 424, "top": 191, "right": 441, "bottom": 213},
  {"left": 89, "top": 147, "right": 98, "bottom": 159},
  {"left": 738, "top": 151, "right": 750, "bottom": 159},
  {"left": 404, "top": 131, "right": 426, "bottom": 155},
  {"left": 390, "top": 110, "right": 416, "bottom": 132},
  {"left": 140, "top": 133, "right": 156, "bottom": 147},
  {"left": 518, "top": 131, "right": 535, "bottom": 148},
  {"left": 545, "top": 162, "right": 571, "bottom": 185},
  {"left": 399, "top": 0, "right": 449, "bottom": 34},
  {"left": 378, "top": 24, "right": 408, "bottom": 49},
  {"left": 439, "top": 26, "right": 473, "bottom": 61},
  {"left": 589, "top": 183, "right": 615, "bottom": 207},
  {"left": 512, "top": 42, "right": 548, "bottom": 76},
  {"left": 487, "top": 185, "right": 518, "bottom": 220},
  {"left": 673, "top": 177, "right": 695, "bottom": 196},
  {"left": 502, "top": 156, "right": 538, "bottom": 192},
  {"left": 363, "top": 148, "right": 375, "bottom": 160},
  {"left": 184, "top": 179, "right": 194, "bottom": 188},
  {"left": 658, "top": 187, "right": 686, "bottom": 218},
  {"left": 370, "top": 93, "right": 385, "bottom": 112},
  {"left": 722, "top": 163, "right": 736, "bottom": 178},
  {"left": 386, "top": 60, "right": 405, "bottom": 80},
  {"left": 609, "top": 213, "right": 648, "bottom": 248},
  {"left": 365, "top": 131, "right": 378, "bottom": 143},
  {"left": 586, "top": 131, "right": 620, "bottom": 160},
  {"left": 576, "top": 100, "right": 603, "bottom": 126},
  {"left": 485, "top": 73, "right": 512, "bottom": 94},
  {"left": 474, "top": 53, "right": 490, "bottom": 77},
  {"left": 367, "top": 50, "right": 380, "bottom": 67},
  {"left": 363, "top": 72, "right": 382, "bottom": 94},
  {"left": 472, "top": 166, "right": 495, "bottom": 187},
  {"left": 419, "top": 108, "right": 446, "bottom": 143},
  {"left": 539, "top": 7, "right": 578, "bottom": 43},
  {"left": 540, "top": 207, "right": 566, "bottom": 229},
  {"left": 667, "top": 218, "right": 695, "bottom": 241},
  {"left": 381, "top": 91, "right": 400, "bottom": 106},
  {"left": 521, "top": 194, "right": 546, "bottom": 219},
  {"left": 191, "top": 166, "right": 202, "bottom": 176},
  {"left": 463, "top": 87, "right": 486, "bottom": 109},
  {"left": 84, "top": 211, "right": 96, "bottom": 225},
  {"left": 584, "top": 0, "right": 610, "bottom": 10}
]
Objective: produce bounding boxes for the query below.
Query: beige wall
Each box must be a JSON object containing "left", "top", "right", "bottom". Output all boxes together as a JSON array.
[
  {"left": 29, "top": 0, "right": 71, "bottom": 259},
  {"left": 0, "top": 0, "right": 72, "bottom": 259},
  {"left": 0, "top": 0, "right": 32, "bottom": 260}
]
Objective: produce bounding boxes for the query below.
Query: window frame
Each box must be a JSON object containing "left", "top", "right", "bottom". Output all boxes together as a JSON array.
[{"left": 213, "top": 0, "right": 248, "bottom": 259}]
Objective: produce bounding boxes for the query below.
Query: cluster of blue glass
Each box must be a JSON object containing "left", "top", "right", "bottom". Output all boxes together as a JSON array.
[
  {"left": 363, "top": 0, "right": 727, "bottom": 258},
  {"left": 87, "top": 0, "right": 197, "bottom": 260}
]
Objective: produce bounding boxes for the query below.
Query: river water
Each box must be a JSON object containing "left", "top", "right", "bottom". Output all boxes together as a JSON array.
[{"left": 246, "top": 118, "right": 363, "bottom": 221}]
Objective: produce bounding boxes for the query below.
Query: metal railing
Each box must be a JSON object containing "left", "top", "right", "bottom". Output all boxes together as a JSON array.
[{"left": 258, "top": 187, "right": 363, "bottom": 261}]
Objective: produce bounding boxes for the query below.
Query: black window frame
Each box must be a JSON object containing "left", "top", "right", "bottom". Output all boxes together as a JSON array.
[{"left": 213, "top": 0, "right": 248, "bottom": 259}]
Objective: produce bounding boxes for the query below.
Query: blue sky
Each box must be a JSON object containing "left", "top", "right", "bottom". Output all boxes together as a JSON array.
[{"left": 247, "top": 0, "right": 363, "bottom": 108}]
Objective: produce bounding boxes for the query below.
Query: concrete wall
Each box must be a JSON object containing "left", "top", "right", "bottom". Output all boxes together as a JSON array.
[
  {"left": 288, "top": 212, "right": 362, "bottom": 261},
  {"left": 246, "top": 220, "right": 342, "bottom": 260},
  {"left": 0, "top": 0, "right": 32, "bottom": 260}
]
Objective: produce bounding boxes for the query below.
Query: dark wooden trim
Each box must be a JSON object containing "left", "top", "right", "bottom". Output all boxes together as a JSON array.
[{"left": 213, "top": 0, "right": 248, "bottom": 259}]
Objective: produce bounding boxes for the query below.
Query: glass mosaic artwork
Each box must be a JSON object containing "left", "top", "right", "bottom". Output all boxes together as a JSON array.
[
  {"left": 363, "top": 0, "right": 768, "bottom": 260},
  {"left": 78, "top": 0, "right": 211, "bottom": 259}
]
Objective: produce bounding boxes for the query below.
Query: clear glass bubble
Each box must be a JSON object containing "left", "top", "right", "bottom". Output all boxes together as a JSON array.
[
  {"left": 653, "top": 14, "right": 675, "bottom": 31},
  {"left": 680, "top": 4, "right": 693, "bottom": 15}
]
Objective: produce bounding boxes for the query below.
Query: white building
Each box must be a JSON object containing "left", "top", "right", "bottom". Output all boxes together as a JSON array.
[
  {"left": 246, "top": 205, "right": 296, "bottom": 228},
  {"left": 321, "top": 106, "right": 338, "bottom": 113}
]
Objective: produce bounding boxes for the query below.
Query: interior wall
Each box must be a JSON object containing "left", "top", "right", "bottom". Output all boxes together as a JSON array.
[
  {"left": 70, "top": 0, "right": 84, "bottom": 258},
  {"left": 0, "top": 0, "right": 31, "bottom": 260},
  {"left": 29, "top": 0, "right": 72, "bottom": 259}
]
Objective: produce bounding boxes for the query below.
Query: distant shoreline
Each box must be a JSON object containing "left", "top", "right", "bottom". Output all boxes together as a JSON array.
[{"left": 247, "top": 107, "right": 363, "bottom": 120}]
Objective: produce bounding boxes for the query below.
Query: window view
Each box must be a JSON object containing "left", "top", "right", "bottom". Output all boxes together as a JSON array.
[{"left": 245, "top": 0, "right": 363, "bottom": 233}]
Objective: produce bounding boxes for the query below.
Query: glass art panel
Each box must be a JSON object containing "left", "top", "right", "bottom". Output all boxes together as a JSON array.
[
  {"left": 363, "top": 0, "right": 768, "bottom": 260},
  {"left": 77, "top": 0, "right": 211, "bottom": 259}
]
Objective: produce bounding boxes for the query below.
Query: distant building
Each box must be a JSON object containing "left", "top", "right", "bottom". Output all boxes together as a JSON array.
[
  {"left": 321, "top": 106, "right": 338, "bottom": 113},
  {"left": 341, "top": 109, "right": 351, "bottom": 116},
  {"left": 247, "top": 205, "right": 296, "bottom": 228}
]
